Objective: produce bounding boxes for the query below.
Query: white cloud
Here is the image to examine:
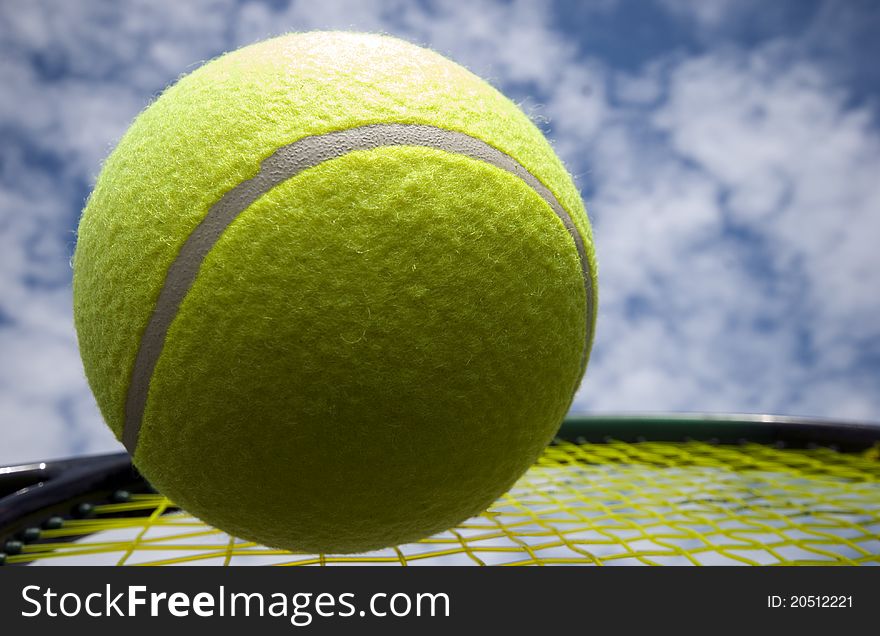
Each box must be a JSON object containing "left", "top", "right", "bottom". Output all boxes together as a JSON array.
[
  {"left": 0, "top": 313, "right": 120, "bottom": 465},
  {"left": 659, "top": 50, "right": 880, "bottom": 354},
  {"left": 235, "top": 0, "right": 398, "bottom": 44},
  {"left": 613, "top": 68, "right": 663, "bottom": 106},
  {"left": 658, "top": 0, "right": 744, "bottom": 31},
  {"left": 572, "top": 44, "right": 880, "bottom": 420},
  {"left": 0, "top": 394, "right": 71, "bottom": 464}
]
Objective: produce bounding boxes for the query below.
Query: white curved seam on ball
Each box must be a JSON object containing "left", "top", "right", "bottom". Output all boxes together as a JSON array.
[{"left": 122, "top": 123, "right": 594, "bottom": 454}]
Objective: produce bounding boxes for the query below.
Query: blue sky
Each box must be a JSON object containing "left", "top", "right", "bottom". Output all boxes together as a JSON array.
[{"left": 1, "top": 0, "right": 879, "bottom": 464}]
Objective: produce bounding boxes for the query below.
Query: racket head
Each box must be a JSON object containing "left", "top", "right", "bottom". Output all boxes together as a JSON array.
[{"left": 1, "top": 414, "right": 878, "bottom": 566}]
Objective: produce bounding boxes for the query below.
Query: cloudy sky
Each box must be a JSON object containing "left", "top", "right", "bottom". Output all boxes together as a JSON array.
[{"left": 1, "top": 0, "right": 879, "bottom": 464}]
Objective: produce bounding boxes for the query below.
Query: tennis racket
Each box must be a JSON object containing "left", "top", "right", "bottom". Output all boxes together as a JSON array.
[{"left": 1, "top": 414, "right": 878, "bottom": 566}]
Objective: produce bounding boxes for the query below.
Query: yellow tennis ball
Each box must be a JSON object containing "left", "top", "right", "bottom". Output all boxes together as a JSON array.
[{"left": 73, "top": 32, "right": 597, "bottom": 553}]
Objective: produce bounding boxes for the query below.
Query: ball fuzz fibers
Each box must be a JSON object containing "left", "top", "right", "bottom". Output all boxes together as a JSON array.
[{"left": 73, "top": 32, "right": 598, "bottom": 554}]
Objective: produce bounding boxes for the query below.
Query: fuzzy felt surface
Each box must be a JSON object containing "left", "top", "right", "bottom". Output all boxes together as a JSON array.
[{"left": 73, "top": 32, "right": 597, "bottom": 553}]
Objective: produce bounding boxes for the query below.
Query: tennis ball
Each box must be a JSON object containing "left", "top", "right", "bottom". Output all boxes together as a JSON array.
[{"left": 73, "top": 32, "right": 597, "bottom": 554}]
